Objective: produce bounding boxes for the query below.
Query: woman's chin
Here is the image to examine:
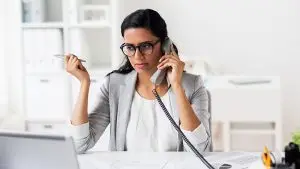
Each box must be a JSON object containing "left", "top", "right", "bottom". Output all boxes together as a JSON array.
[
  {"left": 134, "top": 65, "right": 158, "bottom": 75},
  {"left": 135, "top": 68, "right": 154, "bottom": 74},
  {"left": 135, "top": 69, "right": 149, "bottom": 74}
]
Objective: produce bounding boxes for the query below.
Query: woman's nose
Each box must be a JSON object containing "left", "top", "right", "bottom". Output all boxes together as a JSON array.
[{"left": 133, "top": 48, "right": 144, "bottom": 60}]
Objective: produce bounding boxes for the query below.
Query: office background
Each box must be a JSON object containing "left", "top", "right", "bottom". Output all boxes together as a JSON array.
[{"left": 0, "top": 0, "right": 299, "bottom": 152}]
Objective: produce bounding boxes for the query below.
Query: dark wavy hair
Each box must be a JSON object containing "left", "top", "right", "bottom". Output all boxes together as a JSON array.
[{"left": 108, "top": 9, "right": 178, "bottom": 75}]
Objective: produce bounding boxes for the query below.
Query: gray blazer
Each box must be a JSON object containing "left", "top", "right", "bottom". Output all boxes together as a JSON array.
[{"left": 73, "top": 70, "right": 211, "bottom": 153}]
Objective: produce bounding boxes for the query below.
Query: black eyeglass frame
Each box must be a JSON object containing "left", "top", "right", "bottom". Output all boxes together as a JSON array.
[{"left": 120, "top": 39, "right": 161, "bottom": 57}]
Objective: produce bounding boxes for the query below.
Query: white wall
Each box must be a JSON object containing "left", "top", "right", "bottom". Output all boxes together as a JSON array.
[
  {"left": 0, "top": 0, "right": 8, "bottom": 115},
  {"left": 3, "top": 0, "right": 24, "bottom": 117},
  {"left": 119, "top": 0, "right": 300, "bottom": 145}
]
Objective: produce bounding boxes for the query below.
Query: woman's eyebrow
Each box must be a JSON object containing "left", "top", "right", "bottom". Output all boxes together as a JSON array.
[
  {"left": 123, "top": 40, "right": 155, "bottom": 46},
  {"left": 137, "top": 41, "right": 153, "bottom": 45},
  {"left": 123, "top": 42, "right": 134, "bottom": 46}
]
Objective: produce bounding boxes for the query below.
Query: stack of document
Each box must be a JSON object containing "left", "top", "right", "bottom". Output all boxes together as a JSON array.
[{"left": 23, "top": 29, "right": 63, "bottom": 74}]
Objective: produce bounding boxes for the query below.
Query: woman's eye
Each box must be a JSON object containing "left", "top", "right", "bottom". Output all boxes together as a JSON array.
[
  {"left": 125, "top": 46, "right": 135, "bottom": 51},
  {"left": 141, "top": 43, "right": 152, "bottom": 49}
]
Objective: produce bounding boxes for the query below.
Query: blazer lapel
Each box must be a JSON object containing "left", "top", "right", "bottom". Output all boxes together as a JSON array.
[
  {"left": 168, "top": 85, "right": 182, "bottom": 151},
  {"left": 116, "top": 71, "right": 137, "bottom": 150},
  {"left": 168, "top": 89, "right": 180, "bottom": 125}
]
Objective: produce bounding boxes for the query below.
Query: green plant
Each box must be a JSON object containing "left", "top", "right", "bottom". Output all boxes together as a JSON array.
[{"left": 292, "top": 131, "right": 300, "bottom": 145}]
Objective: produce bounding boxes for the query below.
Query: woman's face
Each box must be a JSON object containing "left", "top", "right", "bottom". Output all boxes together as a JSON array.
[{"left": 122, "top": 28, "right": 162, "bottom": 74}]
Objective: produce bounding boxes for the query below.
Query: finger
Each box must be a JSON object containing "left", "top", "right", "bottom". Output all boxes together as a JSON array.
[
  {"left": 158, "top": 56, "right": 166, "bottom": 63},
  {"left": 71, "top": 56, "right": 78, "bottom": 65},
  {"left": 73, "top": 60, "right": 81, "bottom": 70},
  {"left": 166, "top": 56, "right": 180, "bottom": 63},
  {"left": 158, "top": 58, "right": 177, "bottom": 67},
  {"left": 161, "top": 56, "right": 184, "bottom": 68},
  {"left": 75, "top": 59, "right": 81, "bottom": 66},
  {"left": 69, "top": 54, "right": 77, "bottom": 61},
  {"left": 64, "top": 55, "right": 70, "bottom": 62},
  {"left": 157, "top": 58, "right": 169, "bottom": 67},
  {"left": 158, "top": 56, "right": 172, "bottom": 65},
  {"left": 157, "top": 59, "right": 177, "bottom": 69},
  {"left": 157, "top": 58, "right": 178, "bottom": 68},
  {"left": 158, "top": 62, "right": 177, "bottom": 70},
  {"left": 159, "top": 55, "right": 172, "bottom": 62},
  {"left": 169, "top": 54, "right": 180, "bottom": 61},
  {"left": 159, "top": 55, "right": 179, "bottom": 62},
  {"left": 67, "top": 55, "right": 73, "bottom": 65},
  {"left": 78, "top": 64, "right": 85, "bottom": 71},
  {"left": 78, "top": 62, "right": 86, "bottom": 71},
  {"left": 64, "top": 55, "right": 70, "bottom": 68}
]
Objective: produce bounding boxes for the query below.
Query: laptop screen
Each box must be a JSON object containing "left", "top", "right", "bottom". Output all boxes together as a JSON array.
[{"left": 0, "top": 132, "right": 79, "bottom": 169}]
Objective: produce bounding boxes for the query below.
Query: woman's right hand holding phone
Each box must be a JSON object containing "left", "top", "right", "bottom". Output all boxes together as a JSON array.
[{"left": 64, "top": 54, "right": 90, "bottom": 84}]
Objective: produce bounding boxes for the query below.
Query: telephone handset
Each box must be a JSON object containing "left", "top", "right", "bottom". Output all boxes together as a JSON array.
[{"left": 150, "top": 37, "right": 178, "bottom": 85}]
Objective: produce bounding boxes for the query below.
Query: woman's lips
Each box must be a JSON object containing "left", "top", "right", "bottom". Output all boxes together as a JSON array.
[{"left": 135, "top": 63, "right": 147, "bottom": 69}]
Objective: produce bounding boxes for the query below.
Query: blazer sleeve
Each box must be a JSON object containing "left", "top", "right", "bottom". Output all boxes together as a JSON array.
[
  {"left": 69, "top": 75, "right": 110, "bottom": 154},
  {"left": 182, "top": 75, "right": 212, "bottom": 152}
]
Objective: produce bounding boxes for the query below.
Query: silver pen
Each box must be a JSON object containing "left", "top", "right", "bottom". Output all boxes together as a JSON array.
[{"left": 54, "top": 54, "right": 86, "bottom": 62}]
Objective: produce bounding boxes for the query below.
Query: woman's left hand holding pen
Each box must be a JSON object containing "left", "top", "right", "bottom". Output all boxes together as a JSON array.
[{"left": 64, "top": 54, "right": 90, "bottom": 84}]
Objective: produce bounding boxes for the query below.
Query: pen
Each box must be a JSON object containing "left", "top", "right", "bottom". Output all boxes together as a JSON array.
[{"left": 54, "top": 54, "right": 86, "bottom": 62}]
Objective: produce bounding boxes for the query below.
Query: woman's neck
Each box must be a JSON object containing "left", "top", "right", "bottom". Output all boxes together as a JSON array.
[
  {"left": 137, "top": 72, "right": 153, "bottom": 88},
  {"left": 136, "top": 71, "right": 169, "bottom": 99},
  {"left": 136, "top": 71, "right": 168, "bottom": 90}
]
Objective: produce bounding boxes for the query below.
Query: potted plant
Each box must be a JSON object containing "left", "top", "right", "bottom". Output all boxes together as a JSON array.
[{"left": 292, "top": 131, "right": 300, "bottom": 146}]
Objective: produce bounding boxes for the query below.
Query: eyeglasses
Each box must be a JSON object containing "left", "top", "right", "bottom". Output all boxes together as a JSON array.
[{"left": 120, "top": 39, "right": 160, "bottom": 57}]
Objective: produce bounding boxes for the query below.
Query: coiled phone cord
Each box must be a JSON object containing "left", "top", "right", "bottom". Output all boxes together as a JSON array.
[{"left": 152, "top": 89, "right": 215, "bottom": 169}]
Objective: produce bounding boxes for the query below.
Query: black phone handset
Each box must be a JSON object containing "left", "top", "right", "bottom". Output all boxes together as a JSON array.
[
  {"left": 150, "top": 37, "right": 176, "bottom": 85},
  {"left": 151, "top": 38, "right": 215, "bottom": 169}
]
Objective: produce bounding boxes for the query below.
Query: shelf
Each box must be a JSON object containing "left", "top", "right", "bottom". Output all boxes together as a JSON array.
[
  {"left": 25, "top": 119, "right": 67, "bottom": 123},
  {"left": 82, "top": 0, "right": 110, "bottom": 5},
  {"left": 22, "top": 0, "right": 63, "bottom": 23},
  {"left": 230, "top": 129, "right": 276, "bottom": 135},
  {"left": 22, "top": 23, "right": 64, "bottom": 29},
  {"left": 20, "top": 0, "right": 118, "bottom": 134},
  {"left": 24, "top": 71, "right": 67, "bottom": 77},
  {"left": 69, "top": 22, "right": 111, "bottom": 29}
]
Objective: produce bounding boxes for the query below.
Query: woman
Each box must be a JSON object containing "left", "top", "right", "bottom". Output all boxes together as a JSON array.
[{"left": 65, "top": 9, "right": 211, "bottom": 154}]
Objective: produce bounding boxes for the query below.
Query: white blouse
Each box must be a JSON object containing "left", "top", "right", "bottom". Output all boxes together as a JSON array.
[{"left": 125, "top": 90, "right": 207, "bottom": 152}]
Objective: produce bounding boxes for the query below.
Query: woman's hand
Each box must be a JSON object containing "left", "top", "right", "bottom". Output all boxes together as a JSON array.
[
  {"left": 64, "top": 54, "right": 90, "bottom": 84},
  {"left": 157, "top": 54, "right": 185, "bottom": 88}
]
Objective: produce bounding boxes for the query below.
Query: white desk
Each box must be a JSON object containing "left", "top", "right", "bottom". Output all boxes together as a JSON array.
[{"left": 77, "top": 151, "right": 265, "bottom": 169}]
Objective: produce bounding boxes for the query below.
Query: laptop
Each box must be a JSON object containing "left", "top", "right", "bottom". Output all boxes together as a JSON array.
[{"left": 0, "top": 131, "right": 80, "bottom": 169}]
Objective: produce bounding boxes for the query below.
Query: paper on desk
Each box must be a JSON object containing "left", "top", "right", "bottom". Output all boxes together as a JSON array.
[
  {"left": 206, "top": 152, "right": 261, "bottom": 169},
  {"left": 78, "top": 155, "right": 106, "bottom": 169},
  {"left": 78, "top": 152, "right": 170, "bottom": 169}
]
